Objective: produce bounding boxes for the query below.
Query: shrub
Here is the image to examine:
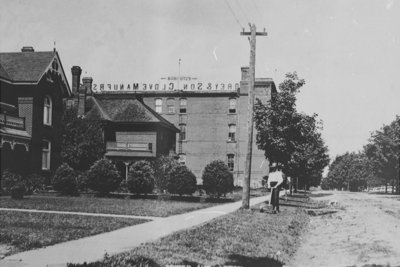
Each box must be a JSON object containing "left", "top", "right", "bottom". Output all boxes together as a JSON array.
[
  {"left": 87, "top": 159, "right": 122, "bottom": 195},
  {"left": 202, "top": 160, "right": 234, "bottom": 198},
  {"left": 10, "top": 184, "right": 25, "bottom": 199},
  {"left": 153, "top": 155, "right": 180, "bottom": 193},
  {"left": 1, "top": 170, "right": 24, "bottom": 197},
  {"left": 127, "top": 160, "right": 154, "bottom": 195},
  {"left": 24, "top": 173, "right": 46, "bottom": 194},
  {"left": 167, "top": 165, "right": 197, "bottom": 196},
  {"left": 52, "top": 163, "right": 78, "bottom": 195}
]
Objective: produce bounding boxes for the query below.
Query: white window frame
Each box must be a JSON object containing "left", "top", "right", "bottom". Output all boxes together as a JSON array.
[
  {"left": 155, "top": 98, "right": 162, "bottom": 113},
  {"left": 228, "top": 124, "right": 236, "bottom": 142},
  {"left": 43, "top": 95, "right": 52, "bottom": 125},
  {"left": 42, "top": 140, "right": 51, "bottom": 170},
  {"left": 179, "top": 98, "right": 187, "bottom": 113},
  {"left": 167, "top": 98, "right": 175, "bottom": 114}
]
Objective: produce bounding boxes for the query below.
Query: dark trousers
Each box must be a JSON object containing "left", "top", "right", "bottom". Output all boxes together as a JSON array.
[{"left": 271, "top": 185, "right": 281, "bottom": 211}]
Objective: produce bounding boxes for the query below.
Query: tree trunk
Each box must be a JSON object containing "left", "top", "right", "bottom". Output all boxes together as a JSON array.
[{"left": 385, "top": 183, "right": 388, "bottom": 194}]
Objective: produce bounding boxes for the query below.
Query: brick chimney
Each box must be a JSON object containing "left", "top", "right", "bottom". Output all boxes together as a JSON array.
[
  {"left": 21, "top": 46, "right": 34, "bottom": 52},
  {"left": 241, "top": 67, "right": 250, "bottom": 81},
  {"left": 71, "top": 66, "right": 82, "bottom": 96},
  {"left": 239, "top": 67, "right": 250, "bottom": 95},
  {"left": 78, "top": 77, "right": 93, "bottom": 117}
]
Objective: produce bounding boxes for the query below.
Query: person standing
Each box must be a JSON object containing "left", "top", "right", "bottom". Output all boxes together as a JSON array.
[{"left": 268, "top": 163, "right": 285, "bottom": 213}]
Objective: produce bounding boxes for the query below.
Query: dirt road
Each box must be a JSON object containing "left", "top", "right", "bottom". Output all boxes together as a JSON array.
[{"left": 286, "top": 191, "right": 400, "bottom": 267}]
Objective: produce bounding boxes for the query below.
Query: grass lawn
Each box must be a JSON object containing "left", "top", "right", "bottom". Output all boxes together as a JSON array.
[
  {"left": 0, "top": 210, "right": 147, "bottom": 256},
  {"left": 0, "top": 195, "right": 217, "bottom": 217},
  {"left": 69, "top": 194, "right": 313, "bottom": 267}
]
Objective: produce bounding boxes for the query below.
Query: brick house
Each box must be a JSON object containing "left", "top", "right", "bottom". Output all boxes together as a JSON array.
[
  {"left": 70, "top": 71, "right": 179, "bottom": 178},
  {"left": 0, "top": 47, "right": 71, "bottom": 174}
]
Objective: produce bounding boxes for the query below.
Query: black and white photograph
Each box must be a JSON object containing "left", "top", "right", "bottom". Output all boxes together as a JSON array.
[{"left": 0, "top": 0, "right": 399, "bottom": 266}]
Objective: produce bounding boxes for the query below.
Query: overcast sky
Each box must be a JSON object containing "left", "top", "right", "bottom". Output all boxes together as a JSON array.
[{"left": 1, "top": 0, "right": 399, "bottom": 161}]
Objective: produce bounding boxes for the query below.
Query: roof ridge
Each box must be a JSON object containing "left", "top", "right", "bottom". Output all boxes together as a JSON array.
[{"left": 90, "top": 96, "right": 111, "bottom": 120}]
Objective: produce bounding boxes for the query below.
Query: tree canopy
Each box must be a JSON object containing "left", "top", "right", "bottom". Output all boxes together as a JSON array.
[
  {"left": 61, "top": 107, "right": 105, "bottom": 171},
  {"left": 254, "top": 72, "right": 329, "bottom": 189}
]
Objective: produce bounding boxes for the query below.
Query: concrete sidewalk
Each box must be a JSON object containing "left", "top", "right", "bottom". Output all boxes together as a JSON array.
[{"left": 1, "top": 195, "right": 270, "bottom": 267}]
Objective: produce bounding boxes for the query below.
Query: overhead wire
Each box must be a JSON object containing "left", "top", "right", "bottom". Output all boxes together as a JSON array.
[
  {"left": 234, "top": 0, "right": 250, "bottom": 25},
  {"left": 223, "top": 0, "right": 244, "bottom": 29}
]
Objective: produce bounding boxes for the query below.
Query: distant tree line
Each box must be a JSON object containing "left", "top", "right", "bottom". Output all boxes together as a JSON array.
[
  {"left": 322, "top": 116, "right": 399, "bottom": 193},
  {"left": 254, "top": 72, "right": 330, "bottom": 191}
]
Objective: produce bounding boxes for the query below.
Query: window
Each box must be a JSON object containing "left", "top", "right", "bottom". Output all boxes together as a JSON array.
[
  {"left": 179, "top": 124, "right": 186, "bottom": 141},
  {"left": 155, "top": 98, "right": 162, "bottom": 113},
  {"left": 227, "top": 154, "right": 234, "bottom": 171},
  {"left": 228, "top": 124, "right": 236, "bottom": 141},
  {"left": 229, "top": 98, "right": 237, "bottom": 113},
  {"left": 42, "top": 140, "right": 51, "bottom": 170},
  {"left": 179, "top": 98, "right": 187, "bottom": 113},
  {"left": 167, "top": 98, "right": 175, "bottom": 114},
  {"left": 43, "top": 95, "right": 52, "bottom": 125}
]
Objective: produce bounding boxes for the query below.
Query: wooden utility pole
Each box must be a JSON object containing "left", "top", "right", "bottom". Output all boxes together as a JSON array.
[{"left": 241, "top": 24, "right": 267, "bottom": 209}]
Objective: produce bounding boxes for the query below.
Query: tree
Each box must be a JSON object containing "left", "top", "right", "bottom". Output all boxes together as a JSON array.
[
  {"left": 202, "top": 160, "right": 234, "bottom": 198},
  {"left": 61, "top": 107, "right": 105, "bottom": 171},
  {"left": 364, "top": 116, "right": 400, "bottom": 193},
  {"left": 324, "top": 152, "right": 369, "bottom": 191},
  {"left": 153, "top": 155, "right": 180, "bottom": 193},
  {"left": 127, "top": 160, "right": 155, "bottom": 195},
  {"left": 254, "top": 72, "right": 306, "bottom": 165},
  {"left": 167, "top": 165, "right": 197, "bottom": 196},
  {"left": 254, "top": 72, "right": 329, "bottom": 190}
]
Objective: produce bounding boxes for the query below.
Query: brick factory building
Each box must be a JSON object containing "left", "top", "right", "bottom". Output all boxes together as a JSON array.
[{"left": 92, "top": 67, "right": 276, "bottom": 187}]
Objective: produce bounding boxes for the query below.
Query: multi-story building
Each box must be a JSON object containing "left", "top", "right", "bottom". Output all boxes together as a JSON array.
[
  {"left": 92, "top": 67, "right": 275, "bottom": 187},
  {"left": 0, "top": 47, "right": 71, "bottom": 174}
]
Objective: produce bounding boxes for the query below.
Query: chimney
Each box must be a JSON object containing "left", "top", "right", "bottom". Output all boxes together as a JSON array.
[
  {"left": 78, "top": 77, "right": 93, "bottom": 117},
  {"left": 71, "top": 66, "right": 82, "bottom": 96},
  {"left": 21, "top": 46, "right": 34, "bottom": 52},
  {"left": 241, "top": 67, "right": 250, "bottom": 81}
]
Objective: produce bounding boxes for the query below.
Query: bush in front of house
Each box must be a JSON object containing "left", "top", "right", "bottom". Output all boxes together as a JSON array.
[
  {"left": 24, "top": 173, "right": 46, "bottom": 194},
  {"left": 87, "top": 159, "right": 122, "bottom": 195},
  {"left": 167, "top": 165, "right": 197, "bottom": 196},
  {"left": 202, "top": 160, "right": 234, "bottom": 198},
  {"left": 52, "top": 163, "right": 79, "bottom": 195},
  {"left": 153, "top": 155, "right": 180, "bottom": 193},
  {"left": 1, "top": 170, "right": 25, "bottom": 199},
  {"left": 127, "top": 160, "right": 155, "bottom": 195}
]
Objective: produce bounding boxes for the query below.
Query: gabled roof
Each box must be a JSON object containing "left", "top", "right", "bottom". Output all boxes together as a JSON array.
[
  {"left": 0, "top": 50, "right": 71, "bottom": 96},
  {"left": 85, "top": 96, "right": 179, "bottom": 132}
]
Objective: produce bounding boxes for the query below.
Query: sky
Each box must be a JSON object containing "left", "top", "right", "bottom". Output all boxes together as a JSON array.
[{"left": 1, "top": 0, "right": 399, "bottom": 161}]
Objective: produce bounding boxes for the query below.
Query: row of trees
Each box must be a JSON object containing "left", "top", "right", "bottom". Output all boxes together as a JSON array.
[
  {"left": 322, "top": 116, "right": 399, "bottom": 193},
  {"left": 254, "top": 72, "right": 330, "bottom": 190}
]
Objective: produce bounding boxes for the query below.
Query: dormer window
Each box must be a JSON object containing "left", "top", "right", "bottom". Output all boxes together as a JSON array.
[{"left": 43, "top": 95, "right": 52, "bottom": 126}]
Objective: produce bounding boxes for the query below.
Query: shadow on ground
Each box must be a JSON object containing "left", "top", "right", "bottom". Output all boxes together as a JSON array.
[
  {"left": 225, "top": 254, "right": 283, "bottom": 267},
  {"left": 310, "top": 193, "right": 333, "bottom": 198}
]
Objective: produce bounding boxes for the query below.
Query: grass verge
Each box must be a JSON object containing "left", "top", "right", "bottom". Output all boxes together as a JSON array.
[
  {"left": 0, "top": 195, "right": 216, "bottom": 217},
  {"left": 69, "top": 194, "right": 312, "bottom": 267},
  {"left": 0, "top": 210, "right": 148, "bottom": 256}
]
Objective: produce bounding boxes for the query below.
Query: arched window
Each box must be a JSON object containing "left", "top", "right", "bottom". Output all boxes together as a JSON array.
[
  {"left": 167, "top": 98, "right": 175, "bottom": 114},
  {"left": 155, "top": 98, "right": 162, "bottom": 113},
  {"left": 43, "top": 95, "right": 52, "bottom": 125},
  {"left": 229, "top": 98, "right": 237, "bottom": 113},
  {"left": 228, "top": 124, "right": 236, "bottom": 141},
  {"left": 179, "top": 98, "right": 187, "bottom": 113}
]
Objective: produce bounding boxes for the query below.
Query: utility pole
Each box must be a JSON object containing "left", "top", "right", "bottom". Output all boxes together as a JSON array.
[{"left": 241, "top": 23, "right": 267, "bottom": 209}]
